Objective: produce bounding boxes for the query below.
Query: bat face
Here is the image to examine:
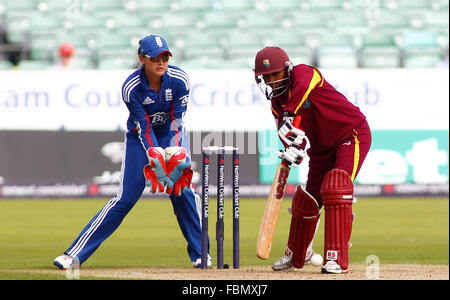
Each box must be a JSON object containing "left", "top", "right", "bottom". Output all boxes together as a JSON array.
[
  {"left": 257, "top": 162, "right": 291, "bottom": 259},
  {"left": 274, "top": 163, "right": 290, "bottom": 199},
  {"left": 257, "top": 115, "right": 301, "bottom": 260}
]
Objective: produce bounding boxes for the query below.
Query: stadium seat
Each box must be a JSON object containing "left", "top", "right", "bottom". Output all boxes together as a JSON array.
[
  {"left": 177, "top": 0, "right": 213, "bottom": 12},
  {"left": 240, "top": 11, "right": 281, "bottom": 31},
  {"left": 42, "top": 0, "right": 68, "bottom": 12},
  {"left": 225, "top": 30, "right": 266, "bottom": 57},
  {"left": 317, "top": 46, "right": 358, "bottom": 69},
  {"left": 381, "top": 0, "right": 432, "bottom": 11},
  {"left": 29, "top": 32, "right": 57, "bottom": 60},
  {"left": 362, "top": 31, "right": 399, "bottom": 49},
  {"left": 98, "top": 56, "right": 139, "bottom": 70},
  {"left": 259, "top": 0, "right": 300, "bottom": 12},
  {"left": 3, "top": 0, "right": 37, "bottom": 12},
  {"left": 200, "top": 11, "right": 239, "bottom": 31},
  {"left": 29, "top": 12, "right": 61, "bottom": 34},
  {"left": 214, "top": 0, "right": 255, "bottom": 12},
  {"left": 183, "top": 31, "right": 227, "bottom": 59},
  {"left": 316, "top": 33, "right": 359, "bottom": 68},
  {"left": 360, "top": 31, "right": 401, "bottom": 68},
  {"left": 4, "top": 15, "right": 30, "bottom": 43},
  {"left": 94, "top": 31, "right": 134, "bottom": 58},
  {"left": 308, "top": 0, "right": 349, "bottom": 11},
  {"left": 135, "top": 0, "right": 173, "bottom": 11},
  {"left": 319, "top": 33, "right": 357, "bottom": 49},
  {"left": 424, "top": 10, "right": 449, "bottom": 30},
  {"left": 264, "top": 30, "right": 306, "bottom": 48},
  {"left": 1, "top": 0, "right": 447, "bottom": 71},
  {"left": 333, "top": 11, "right": 371, "bottom": 34},
  {"left": 157, "top": 12, "right": 203, "bottom": 34},
  {"left": 68, "top": 14, "right": 108, "bottom": 34},
  {"left": 401, "top": 30, "right": 441, "bottom": 50},
  {"left": 86, "top": 0, "right": 124, "bottom": 11},
  {"left": 178, "top": 56, "right": 224, "bottom": 70},
  {"left": 262, "top": 30, "right": 312, "bottom": 64},
  {"left": 401, "top": 30, "right": 444, "bottom": 68},
  {"left": 56, "top": 30, "right": 95, "bottom": 50},
  {"left": 104, "top": 11, "right": 145, "bottom": 31},
  {"left": 404, "top": 51, "right": 443, "bottom": 68},
  {"left": 290, "top": 12, "right": 332, "bottom": 34},
  {"left": 376, "top": 10, "right": 412, "bottom": 32},
  {"left": 361, "top": 48, "right": 401, "bottom": 68},
  {"left": 432, "top": 0, "right": 449, "bottom": 10}
]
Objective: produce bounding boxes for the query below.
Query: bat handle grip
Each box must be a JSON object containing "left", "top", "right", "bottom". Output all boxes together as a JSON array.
[{"left": 292, "top": 115, "right": 302, "bottom": 128}]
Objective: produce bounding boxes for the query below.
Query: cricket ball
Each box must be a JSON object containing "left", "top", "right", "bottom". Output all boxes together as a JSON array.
[{"left": 310, "top": 253, "right": 323, "bottom": 266}]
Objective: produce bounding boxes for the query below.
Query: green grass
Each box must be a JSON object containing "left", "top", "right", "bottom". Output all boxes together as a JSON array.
[{"left": 0, "top": 197, "right": 448, "bottom": 279}]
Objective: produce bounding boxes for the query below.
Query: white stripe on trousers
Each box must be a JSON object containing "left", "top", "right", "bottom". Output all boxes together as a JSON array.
[{"left": 68, "top": 133, "right": 127, "bottom": 258}]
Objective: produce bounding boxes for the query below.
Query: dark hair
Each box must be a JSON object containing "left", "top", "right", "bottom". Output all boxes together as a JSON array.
[{"left": 138, "top": 39, "right": 142, "bottom": 56}]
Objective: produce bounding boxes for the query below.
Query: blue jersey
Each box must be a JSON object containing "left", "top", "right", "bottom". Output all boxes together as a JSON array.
[{"left": 121, "top": 65, "right": 190, "bottom": 151}]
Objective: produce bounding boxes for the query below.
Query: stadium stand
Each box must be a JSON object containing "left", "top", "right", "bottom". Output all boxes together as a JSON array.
[{"left": 0, "top": 0, "right": 448, "bottom": 69}]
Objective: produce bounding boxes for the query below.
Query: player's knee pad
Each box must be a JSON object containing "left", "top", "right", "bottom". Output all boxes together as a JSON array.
[
  {"left": 287, "top": 185, "right": 320, "bottom": 268},
  {"left": 321, "top": 169, "right": 353, "bottom": 270}
]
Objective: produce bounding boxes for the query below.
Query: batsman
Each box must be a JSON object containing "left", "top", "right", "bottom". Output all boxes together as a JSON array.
[{"left": 254, "top": 47, "right": 372, "bottom": 274}]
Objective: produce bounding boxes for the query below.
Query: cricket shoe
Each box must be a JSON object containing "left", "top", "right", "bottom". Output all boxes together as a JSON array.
[
  {"left": 272, "top": 246, "right": 317, "bottom": 271},
  {"left": 272, "top": 253, "right": 293, "bottom": 271},
  {"left": 53, "top": 254, "right": 79, "bottom": 270},
  {"left": 192, "top": 254, "right": 212, "bottom": 268},
  {"left": 321, "top": 261, "right": 349, "bottom": 274}
]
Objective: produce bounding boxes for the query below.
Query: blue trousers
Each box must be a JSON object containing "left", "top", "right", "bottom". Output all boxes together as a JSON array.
[{"left": 65, "top": 131, "right": 204, "bottom": 264}]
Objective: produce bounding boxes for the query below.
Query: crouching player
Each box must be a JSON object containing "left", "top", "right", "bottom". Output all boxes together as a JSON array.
[
  {"left": 254, "top": 47, "right": 372, "bottom": 273},
  {"left": 54, "top": 35, "right": 211, "bottom": 270}
]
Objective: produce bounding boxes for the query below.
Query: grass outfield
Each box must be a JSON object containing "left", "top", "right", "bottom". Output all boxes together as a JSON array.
[{"left": 0, "top": 197, "right": 448, "bottom": 279}]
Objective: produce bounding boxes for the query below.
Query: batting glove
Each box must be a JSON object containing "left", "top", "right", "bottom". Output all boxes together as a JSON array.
[
  {"left": 165, "top": 147, "right": 193, "bottom": 197},
  {"left": 277, "top": 144, "right": 306, "bottom": 167},
  {"left": 278, "top": 117, "right": 305, "bottom": 147},
  {"left": 143, "top": 147, "right": 173, "bottom": 193}
]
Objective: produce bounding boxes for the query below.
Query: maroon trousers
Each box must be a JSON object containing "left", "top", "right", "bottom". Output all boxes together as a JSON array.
[{"left": 305, "top": 119, "right": 371, "bottom": 207}]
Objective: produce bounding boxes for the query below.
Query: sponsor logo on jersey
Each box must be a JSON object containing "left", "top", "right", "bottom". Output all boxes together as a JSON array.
[
  {"left": 149, "top": 112, "right": 169, "bottom": 126},
  {"left": 303, "top": 98, "right": 311, "bottom": 108},
  {"left": 165, "top": 89, "right": 173, "bottom": 102},
  {"left": 143, "top": 96, "right": 155, "bottom": 105},
  {"left": 180, "top": 95, "right": 189, "bottom": 106}
]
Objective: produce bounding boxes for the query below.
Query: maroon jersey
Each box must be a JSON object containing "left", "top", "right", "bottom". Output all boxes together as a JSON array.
[{"left": 271, "top": 64, "right": 366, "bottom": 159}]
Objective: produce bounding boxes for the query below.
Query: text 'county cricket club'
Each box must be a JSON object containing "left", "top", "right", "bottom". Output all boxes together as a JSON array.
[{"left": 275, "top": 168, "right": 289, "bottom": 199}]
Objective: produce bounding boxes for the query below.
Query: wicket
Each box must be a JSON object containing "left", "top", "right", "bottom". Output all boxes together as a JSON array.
[{"left": 201, "top": 146, "right": 240, "bottom": 269}]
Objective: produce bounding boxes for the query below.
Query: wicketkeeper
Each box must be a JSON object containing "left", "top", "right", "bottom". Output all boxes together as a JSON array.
[
  {"left": 254, "top": 47, "right": 372, "bottom": 273},
  {"left": 54, "top": 35, "right": 211, "bottom": 270}
]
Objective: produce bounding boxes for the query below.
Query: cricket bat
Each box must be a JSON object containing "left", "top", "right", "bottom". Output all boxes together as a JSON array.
[{"left": 256, "top": 115, "right": 301, "bottom": 260}]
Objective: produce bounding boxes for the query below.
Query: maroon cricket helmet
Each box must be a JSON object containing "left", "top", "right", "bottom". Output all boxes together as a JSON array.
[
  {"left": 254, "top": 47, "right": 293, "bottom": 100},
  {"left": 254, "top": 46, "right": 292, "bottom": 76}
]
